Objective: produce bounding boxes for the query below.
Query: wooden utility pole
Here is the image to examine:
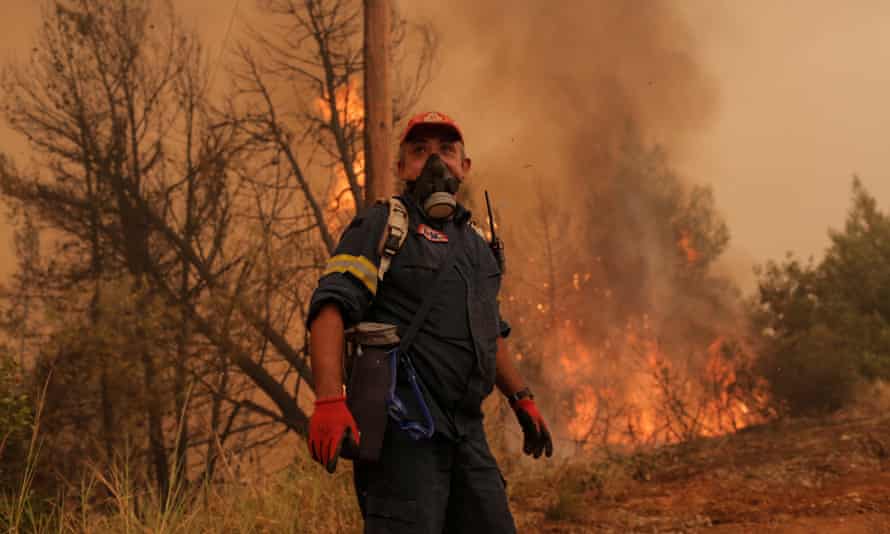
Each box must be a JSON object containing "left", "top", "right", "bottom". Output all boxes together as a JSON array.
[{"left": 363, "top": 0, "right": 393, "bottom": 207}]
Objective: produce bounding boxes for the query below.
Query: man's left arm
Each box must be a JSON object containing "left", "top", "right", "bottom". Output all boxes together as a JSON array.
[
  {"left": 495, "top": 337, "right": 553, "bottom": 458},
  {"left": 494, "top": 337, "right": 526, "bottom": 398}
]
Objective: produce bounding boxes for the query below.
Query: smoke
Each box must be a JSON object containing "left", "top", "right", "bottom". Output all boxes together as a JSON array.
[
  {"left": 403, "top": 1, "right": 768, "bottom": 446},
  {"left": 403, "top": 0, "right": 717, "bottom": 204}
]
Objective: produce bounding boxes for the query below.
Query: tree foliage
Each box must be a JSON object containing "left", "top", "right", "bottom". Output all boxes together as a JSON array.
[
  {"left": 752, "top": 178, "right": 890, "bottom": 415},
  {"left": 0, "top": 0, "right": 437, "bottom": 495}
]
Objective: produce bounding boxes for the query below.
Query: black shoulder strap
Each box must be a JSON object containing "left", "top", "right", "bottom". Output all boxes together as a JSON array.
[{"left": 398, "top": 225, "right": 465, "bottom": 354}]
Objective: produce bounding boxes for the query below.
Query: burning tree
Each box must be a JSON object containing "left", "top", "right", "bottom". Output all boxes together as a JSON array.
[
  {"left": 227, "top": 0, "right": 436, "bottom": 239},
  {"left": 0, "top": 0, "right": 435, "bottom": 494},
  {"left": 501, "top": 131, "right": 771, "bottom": 450}
]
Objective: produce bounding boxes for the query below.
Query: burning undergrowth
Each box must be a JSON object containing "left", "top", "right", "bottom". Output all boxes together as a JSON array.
[{"left": 497, "top": 137, "right": 773, "bottom": 449}]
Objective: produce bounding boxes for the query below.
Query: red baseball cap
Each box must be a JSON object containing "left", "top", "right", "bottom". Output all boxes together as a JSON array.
[{"left": 399, "top": 111, "right": 464, "bottom": 145}]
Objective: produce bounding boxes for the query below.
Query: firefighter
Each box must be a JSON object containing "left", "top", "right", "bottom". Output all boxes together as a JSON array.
[{"left": 306, "top": 111, "right": 552, "bottom": 533}]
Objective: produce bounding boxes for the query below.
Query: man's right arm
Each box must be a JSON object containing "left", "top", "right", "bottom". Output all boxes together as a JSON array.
[
  {"left": 307, "top": 301, "right": 357, "bottom": 473},
  {"left": 305, "top": 202, "right": 389, "bottom": 394},
  {"left": 309, "top": 303, "right": 347, "bottom": 398},
  {"left": 305, "top": 203, "right": 388, "bottom": 471}
]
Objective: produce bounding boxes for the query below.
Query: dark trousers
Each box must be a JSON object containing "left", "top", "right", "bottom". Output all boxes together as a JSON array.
[{"left": 353, "top": 422, "right": 516, "bottom": 534}]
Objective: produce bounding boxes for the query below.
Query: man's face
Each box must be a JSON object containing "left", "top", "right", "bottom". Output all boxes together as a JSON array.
[{"left": 397, "top": 124, "right": 471, "bottom": 183}]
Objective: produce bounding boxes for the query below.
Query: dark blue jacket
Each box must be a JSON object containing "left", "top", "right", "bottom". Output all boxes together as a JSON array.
[{"left": 307, "top": 195, "right": 510, "bottom": 438}]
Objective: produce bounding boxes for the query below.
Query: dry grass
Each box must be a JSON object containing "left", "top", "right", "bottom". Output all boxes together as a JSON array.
[
  {"left": 5, "top": 386, "right": 740, "bottom": 533},
  {"left": 1, "top": 378, "right": 361, "bottom": 534},
  {"left": 8, "top": 400, "right": 890, "bottom": 533},
  {"left": 2, "top": 452, "right": 362, "bottom": 534}
]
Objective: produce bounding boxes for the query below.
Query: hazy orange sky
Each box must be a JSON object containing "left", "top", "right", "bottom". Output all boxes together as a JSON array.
[{"left": 2, "top": 1, "right": 889, "bottom": 291}]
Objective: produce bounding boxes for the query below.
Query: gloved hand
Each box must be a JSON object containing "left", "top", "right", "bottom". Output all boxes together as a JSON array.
[
  {"left": 308, "top": 395, "right": 360, "bottom": 473},
  {"left": 513, "top": 398, "right": 553, "bottom": 459}
]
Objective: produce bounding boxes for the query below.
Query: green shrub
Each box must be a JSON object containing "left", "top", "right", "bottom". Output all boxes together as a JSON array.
[
  {"left": 752, "top": 179, "right": 890, "bottom": 416},
  {"left": 755, "top": 325, "right": 860, "bottom": 416}
]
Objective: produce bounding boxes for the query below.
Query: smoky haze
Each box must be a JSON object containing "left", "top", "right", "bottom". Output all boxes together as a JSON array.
[
  {"left": 398, "top": 0, "right": 727, "bottom": 324},
  {"left": 400, "top": 1, "right": 769, "bottom": 444},
  {"left": 1, "top": 0, "right": 888, "bottom": 438},
  {"left": 400, "top": 1, "right": 717, "bottom": 215},
  {"left": 0, "top": 1, "right": 774, "bottom": 444},
  {"left": 4, "top": 2, "right": 890, "bottom": 286}
]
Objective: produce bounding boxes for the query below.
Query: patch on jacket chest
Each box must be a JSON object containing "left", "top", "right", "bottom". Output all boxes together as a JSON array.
[{"left": 416, "top": 223, "right": 449, "bottom": 243}]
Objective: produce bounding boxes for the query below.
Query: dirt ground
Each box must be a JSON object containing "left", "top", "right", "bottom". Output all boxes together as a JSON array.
[{"left": 512, "top": 412, "right": 890, "bottom": 533}]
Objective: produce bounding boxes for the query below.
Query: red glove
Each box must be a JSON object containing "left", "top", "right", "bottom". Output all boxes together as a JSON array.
[
  {"left": 308, "top": 395, "right": 360, "bottom": 473},
  {"left": 513, "top": 398, "right": 553, "bottom": 459}
]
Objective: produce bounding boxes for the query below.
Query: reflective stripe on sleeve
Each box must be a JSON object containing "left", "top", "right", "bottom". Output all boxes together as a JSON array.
[{"left": 322, "top": 254, "right": 379, "bottom": 295}]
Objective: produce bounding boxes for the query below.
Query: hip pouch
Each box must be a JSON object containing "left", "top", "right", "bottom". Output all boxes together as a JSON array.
[{"left": 343, "top": 322, "right": 399, "bottom": 462}]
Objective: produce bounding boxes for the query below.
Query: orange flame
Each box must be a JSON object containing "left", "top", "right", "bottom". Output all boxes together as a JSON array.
[
  {"left": 316, "top": 78, "right": 364, "bottom": 126},
  {"left": 677, "top": 230, "right": 700, "bottom": 264},
  {"left": 317, "top": 78, "right": 366, "bottom": 232},
  {"left": 554, "top": 322, "right": 770, "bottom": 448}
]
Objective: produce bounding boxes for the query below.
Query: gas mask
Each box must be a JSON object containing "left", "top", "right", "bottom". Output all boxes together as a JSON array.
[{"left": 405, "top": 154, "right": 461, "bottom": 220}]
